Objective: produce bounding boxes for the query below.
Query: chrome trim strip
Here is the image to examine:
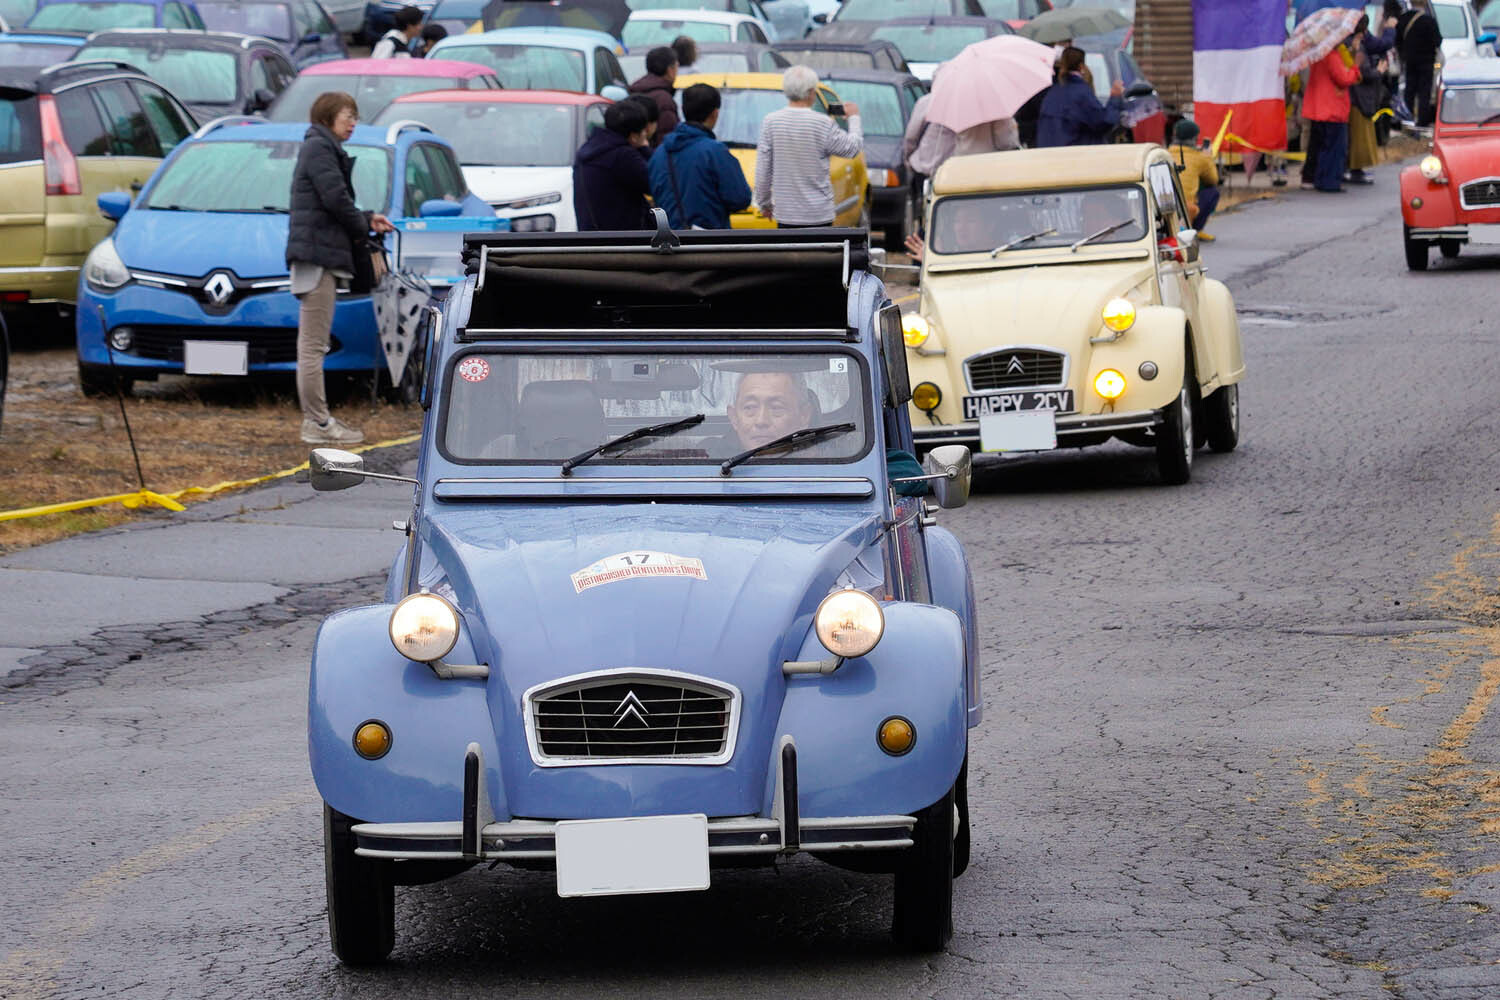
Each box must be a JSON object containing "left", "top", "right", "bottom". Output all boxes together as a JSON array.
[
  {"left": 1410, "top": 226, "right": 1470, "bottom": 238},
  {"left": 0, "top": 159, "right": 44, "bottom": 169},
  {"left": 521, "top": 667, "right": 742, "bottom": 768},
  {"left": 435, "top": 476, "right": 873, "bottom": 485},
  {"left": 1458, "top": 176, "right": 1500, "bottom": 210},
  {"left": 960, "top": 344, "right": 1071, "bottom": 394},
  {"left": 248, "top": 278, "right": 292, "bottom": 289},
  {"left": 0, "top": 265, "right": 77, "bottom": 274},
  {"left": 128, "top": 270, "right": 189, "bottom": 286}
]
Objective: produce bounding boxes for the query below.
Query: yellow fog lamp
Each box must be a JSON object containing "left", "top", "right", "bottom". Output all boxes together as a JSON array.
[
  {"left": 877, "top": 716, "right": 916, "bottom": 756},
  {"left": 1093, "top": 369, "right": 1127, "bottom": 400},
  {"left": 353, "top": 720, "right": 392, "bottom": 760},
  {"left": 901, "top": 313, "right": 930, "bottom": 349},
  {"left": 388, "top": 592, "right": 459, "bottom": 662},
  {"left": 815, "top": 589, "right": 885, "bottom": 659},
  {"left": 912, "top": 381, "right": 942, "bottom": 412},
  {"left": 1419, "top": 155, "right": 1446, "bottom": 183},
  {"left": 1101, "top": 297, "right": 1136, "bottom": 333}
]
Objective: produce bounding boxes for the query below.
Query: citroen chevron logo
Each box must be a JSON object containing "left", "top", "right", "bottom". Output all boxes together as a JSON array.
[
  {"left": 611, "top": 691, "right": 650, "bottom": 728},
  {"left": 204, "top": 271, "right": 234, "bottom": 306},
  {"left": 1007, "top": 356, "right": 1026, "bottom": 375}
]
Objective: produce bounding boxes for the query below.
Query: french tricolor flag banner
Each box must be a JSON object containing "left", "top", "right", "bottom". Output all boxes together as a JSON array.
[{"left": 1193, "top": 0, "right": 1288, "bottom": 154}]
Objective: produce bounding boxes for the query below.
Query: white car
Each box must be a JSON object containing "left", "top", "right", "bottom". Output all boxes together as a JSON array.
[
  {"left": 625, "top": 0, "right": 809, "bottom": 41},
  {"left": 623, "top": 8, "right": 774, "bottom": 48},
  {"left": 1433, "top": 0, "right": 1498, "bottom": 60}
]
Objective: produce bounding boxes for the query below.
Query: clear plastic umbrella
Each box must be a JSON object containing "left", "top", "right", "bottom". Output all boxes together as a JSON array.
[{"left": 1280, "top": 6, "right": 1362, "bottom": 76}]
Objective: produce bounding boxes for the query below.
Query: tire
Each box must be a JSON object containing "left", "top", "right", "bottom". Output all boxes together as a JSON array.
[
  {"left": 1440, "top": 239, "right": 1461, "bottom": 259},
  {"left": 953, "top": 755, "right": 970, "bottom": 879},
  {"left": 1154, "top": 380, "right": 1194, "bottom": 485},
  {"left": 1404, "top": 226, "right": 1429, "bottom": 271},
  {"left": 892, "top": 784, "right": 955, "bottom": 952},
  {"left": 77, "top": 361, "right": 131, "bottom": 398},
  {"left": 1203, "top": 382, "right": 1240, "bottom": 453},
  {"left": 324, "top": 803, "right": 395, "bottom": 965}
]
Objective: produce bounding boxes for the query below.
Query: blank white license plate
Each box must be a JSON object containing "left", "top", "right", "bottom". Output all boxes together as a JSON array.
[
  {"left": 1469, "top": 224, "right": 1500, "bottom": 246},
  {"left": 554, "top": 813, "right": 709, "bottom": 898},
  {"left": 980, "top": 410, "right": 1057, "bottom": 453},
  {"left": 183, "top": 340, "right": 248, "bottom": 376}
]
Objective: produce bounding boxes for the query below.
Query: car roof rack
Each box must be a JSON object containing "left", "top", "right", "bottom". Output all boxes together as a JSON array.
[
  {"left": 384, "top": 119, "right": 433, "bottom": 145},
  {"left": 191, "top": 115, "right": 266, "bottom": 139}
]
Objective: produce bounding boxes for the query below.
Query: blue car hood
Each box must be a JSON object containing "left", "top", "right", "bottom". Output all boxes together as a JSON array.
[{"left": 115, "top": 208, "right": 290, "bottom": 278}]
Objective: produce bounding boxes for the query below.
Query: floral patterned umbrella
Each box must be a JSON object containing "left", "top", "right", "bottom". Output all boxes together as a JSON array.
[{"left": 1280, "top": 6, "right": 1362, "bottom": 77}]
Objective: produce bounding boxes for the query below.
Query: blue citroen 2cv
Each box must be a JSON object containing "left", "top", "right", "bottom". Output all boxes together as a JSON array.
[{"left": 306, "top": 219, "right": 981, "bottom": 963}]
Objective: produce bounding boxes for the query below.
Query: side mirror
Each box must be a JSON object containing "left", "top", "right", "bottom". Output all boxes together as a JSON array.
[
  {"left": 303, "top": 31, "right": 321, "bottom": 43},
  {"left": 248, "top": 87, "right": 274, "bottom": 112},
  {"left": 1478, "top": 31, "right": 1497, "bottom": 45},
  {"left": 600, "top": 83, "right": 629, "bottom": 102},
  {"left": 308, "top": 447, "right": 366, "bottom": 490},
  {"left": 868, "top": 245, "right": 887, "bottom": 271},
  {"left": 812, "top": 11, "right": 827, "bottom": 22},
  {"left": 1124, "top": 80, "right": 1154, "bottom": 99},
  {"left": 1176, "top": 227, "right": 1200, "bottom": 262},
  {"left": 97, "top": 190, "right": 132, "bottom": 221},
  {"left": 420, "top": 198, "right": 463, "bottom": 218},
  {"left": 923, "top": 445, "right": 971, "bottom": 510}
]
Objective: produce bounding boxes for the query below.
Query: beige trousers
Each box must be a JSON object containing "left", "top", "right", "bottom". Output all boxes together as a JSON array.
[{"left": 296, "top": 271, "right": 336, "bottom": 426}]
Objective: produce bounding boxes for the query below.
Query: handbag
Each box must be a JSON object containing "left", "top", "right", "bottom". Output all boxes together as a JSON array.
[{"left": 351, "top": 236, "right": 387, "bottom": 294}]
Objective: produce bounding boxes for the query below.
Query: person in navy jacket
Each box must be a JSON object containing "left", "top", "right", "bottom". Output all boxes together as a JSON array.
[
  {"left": 572, "top": 100, "right": 653, "bottom": 231},
  {"left": 648, "top": 84, "right": 752, "bottom": 230},
  {"left": 1036, "top": 47, "right": 1125, "bottom": 147}
]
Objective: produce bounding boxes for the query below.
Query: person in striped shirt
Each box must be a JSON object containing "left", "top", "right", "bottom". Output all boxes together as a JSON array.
[{"left": 754, "top": 65, "right": 863, "bottom": 228}]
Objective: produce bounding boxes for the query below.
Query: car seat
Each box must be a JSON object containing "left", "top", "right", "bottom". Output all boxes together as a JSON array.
[{"left": 516, "top": 379, "right": 605, "bottom": 458}]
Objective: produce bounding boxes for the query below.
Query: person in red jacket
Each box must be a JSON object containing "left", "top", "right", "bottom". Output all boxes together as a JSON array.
[{"left": 1301, "top": 35, "right": 1364, "bottom": 192}]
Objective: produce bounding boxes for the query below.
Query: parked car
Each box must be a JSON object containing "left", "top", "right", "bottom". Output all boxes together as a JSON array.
[
  {"left": 976, "top": 0, "right": 1051, "bottom": 30},
  {"left": 305, "top": 223, "right": 980, "bottom": 964},
  {"left": 1400, "top": 59, "right": 1500, "bottom": 268},
  {"left": 480, "top": 0, "right": 629, "bottom": 39},
  {"left": 429, "top": 26, "right": 628, "bottom": 96},
  {"left": 622, "top": 8, "right": 769, "bottom": 48},
  {"left": 901, "top": 145, "right": 1245, "bottom": 484},
  {"left": 72, "top": 30, "right": 297, "bottom": 122},
  {"left": 0, "top": 28, "right": 83, "bottom": 67},
  {"left": 373, "top": 88, "right": 607, "bottom": 231},
  {"left": 359, "top": 0, "right": 434, "bottom": 43},
  {"left": 0, "top": 0, "right": 38, "bottom": 30},
  {"left": 820, "top": 68, "right": 923, "bottom": 244},
  {"left": 830, "top": 0, "right": 983, "bottom": 24},
  {"left": 1433, "top": 0, "right": 1497, "bottom": 61},
  {"left": 194, "top": 0, "right": 346, "bottom": 68},
  {"left": 1078, "top": 37, "right": 1162, "bottom": 144},
  {"left": 0, "top": 60, "right": 196, "bottom": 312},
  {"left": 264, "top": 56, "right": 499, "bottom": 120},
  {"left": 25, "top": 0, "right": 205, "bottom": 32},
  {"left": 75, "top": 119, "right": 499, "bottom": 395},
  {"left": 865, "top": 15, "right": 1011, "bottom": 80},
  {"left": 320, "top": 0, "right": 362, "bottom": 33},
  {"left": 1483, "top": 0, "right": 1500, "bottom": 39},
  {"left": 624, "top": 0, "right": 802, "bottom": 42},
  {"left": 621, "top": 40, "right": 787, "bottom": 78},
  {"left": 674, "top": 70, "right": 868, "bottom": 227},
  {"left": 774, "top": 35, "right": 909, "bottom": 73},
  {"left": 422, "top": 0, "right": 483, "bottom": 35}
]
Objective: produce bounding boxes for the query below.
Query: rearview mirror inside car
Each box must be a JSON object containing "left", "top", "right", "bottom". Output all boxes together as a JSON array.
[
  {"left": 923, "top": 445, "right": 971, "bottom": 510},
  {"left": 309, "top": 448, "right": 366, "bottom": 491}
]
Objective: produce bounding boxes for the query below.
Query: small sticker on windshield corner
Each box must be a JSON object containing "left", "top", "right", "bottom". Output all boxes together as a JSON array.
[
  {"left": 457, "top": 357, "right": 490, "bottom": 383},
  {"left": 571, "top": 551, "right": 707, "bottom": 593},
  {"left": 829, "top": 357, "right": 848, "bottom": 373}
]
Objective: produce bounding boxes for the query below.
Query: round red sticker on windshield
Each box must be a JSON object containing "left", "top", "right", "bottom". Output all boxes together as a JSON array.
[{"left": 457, "top": 358, "right": 490, "bottom": 383}]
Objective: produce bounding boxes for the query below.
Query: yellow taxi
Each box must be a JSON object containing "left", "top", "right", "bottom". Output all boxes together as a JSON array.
[{"left": 674, "top": 72, "right": 870, "bottom": 228}]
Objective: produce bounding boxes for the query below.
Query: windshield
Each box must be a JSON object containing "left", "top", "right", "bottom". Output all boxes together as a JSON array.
[
  {"left": 1434, "top": 3, "right": 1468, "bottom": 37},
  {"left": 871, "top": 24, "right": 986, "bottom": 62},
  {"left": 0, "top": 39, "right": 79, "bottom": 67},
  {"left": 29, "top": 1, "right": 156, "bottom": 28},
  {"left": 196, "top": 1, "right": 293, "bottom": 39},
  {"left": 930, "top": 185, "right": 1148, "bottom": 254},
  {"left": 822, "top": 80, "right": 903, "bottom": 135},
  {"left": 773, "top": 46, "right": 873, "bottom": 70},
  {"left": 434, "top": 43, "right": 585, "bottom": 91},
  {"left": 1441, "top": 85, "right": 1500, "bottom": 123},
  {"left": 626, "top": 0, "right": 730, "bottom": 7},
  {"left": 623, "top": 18, "right": 731, "bottom": 45},
  {"left": 77, "top": 45, "right": 239, "bottom": 103},
  {"left": 379, "top": 101, "right": 577, "bottom": 165},
  {"left": 707, "top": 87, "right": 786, "bottom": 144},
  {"left": 974, "top": 0, "right": 1045, "bottom": 16},
  {"left": 442, "top": 351, "right": 870, "bottom": 465},
  {"left": 268, "top": 75, "right": 465, "bottom": 121},
  {"left": 837, "top": 0, "right": 955, "bottom": 19},
  {"left": 143, "top": 140, "right": 390, "bottom": 211},
  {"left": 430, "top": 0, "right": 484, "bottom": 18}
]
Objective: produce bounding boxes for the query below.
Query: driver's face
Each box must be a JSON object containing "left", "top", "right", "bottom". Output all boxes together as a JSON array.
[{"left": 729, "top": 373, "right": 811, "bottom": 449}]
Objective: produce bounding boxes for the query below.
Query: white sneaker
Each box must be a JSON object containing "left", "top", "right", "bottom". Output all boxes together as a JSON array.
[{"left": 301, "top": 417, "right": 365, "bottom": 445}]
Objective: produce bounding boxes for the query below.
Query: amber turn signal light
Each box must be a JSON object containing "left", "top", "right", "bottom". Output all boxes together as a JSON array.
[
  {"left": 877, "top": 716, "right": 916, "bottom": 756},
  {"left": 912, "top": 382, "right": 942, "bottom": 411},
  {"left": 354, "top": 720, "right": 392, "bottom": 760}
]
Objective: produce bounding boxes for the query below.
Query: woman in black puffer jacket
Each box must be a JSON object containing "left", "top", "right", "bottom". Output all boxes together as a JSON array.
[{"left": 286, "top": 91, "right": 393, "bottom": 445}]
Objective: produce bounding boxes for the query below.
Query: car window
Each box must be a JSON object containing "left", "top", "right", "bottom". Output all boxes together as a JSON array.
[
  {"left": 592, "top": 47, "right": 615, "bottom": 91},
  {"left": 745, "top": 21, "right": 767, "bottom": 42},
  {"left": 377, "top": 101, "right": 580, "bottom": 165},
  {"left": 28, "top": 1, "right": 157, "bottom": 29},
  {"left": 248, "top": 55, "right": 271, "bottom": 94},
  {"left": 76, "top": 45, "right": 240, "bottom": 105},
  {"left": 162, "top": 2, "right": 194, "bottom": 27},
  {"left": 144, "top": 138, "right": 390, "bottom": 211},
  {"left": 268, "top": 74, "right": 460, "bottom": 120},
  {"left": 584, "top": 102, "right": 605, "bottom": 135},
  {"left": 929, "top": 185, "right": 1148, "bottom": 254},
  {"left": 871, "top": 24, "right": 988, "bottom": 63},
  {"left": 1434, "top": 3, "right": 1469, "bottom": 36},
  {"left": 133, "top": 82, "right": 193, "bottom": 153},
  {"left": 837, "top": 0, "right": 956, "bottom": 18},
  {"left": 434, "top": 43, "right": 587, "bottom": 91},
  {"left": 0, "top": 40, "right": 84, "bottom": 69},
  {"left": 53, "top": 86, "right": 112, "bottom": 156},
  {"left": 904, "top": 81, "right": 926, "bottom": 111},
  {"left": 403, "top": 142, "right": 465, "bottom": 214},
  {"left": 91, "top": 80, "right": 162, "bottom": 157},
  {"left": 622, "top": 18, "right": 732, "bottom": 45},
  {"left": 290, "top": 0, "right": 313, "bottom": 36},
  {"left": 1147, "top": 161, "right": 1188, "bottom": 227},
  {"left": 267, "top": 53, "right": 296, "bottom": 89},
  {"left": 1440, "top": 85, "right": 1500, "bottom": 122},
  {"left": 196, "top": 0, "right": 294, "bottom": 39},
  {"left": 777, "top": 46, "right": 875, "bottom": 70},
  {"left": 759, "top": 50, "right": 787, "bottom": 71},
  {"left": 0, "top": 92, "right": 42, "bottom": 165},
  {"left": 824, "top": 80, "right": 903, "bottom": 136},
  {"left": 310, "top": 1, "right": 334, "bottom": 33}
]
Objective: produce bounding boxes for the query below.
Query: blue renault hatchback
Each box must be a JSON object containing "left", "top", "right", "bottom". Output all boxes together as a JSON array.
[{"left": 75, "top": 119, "right": 499, "bottom": 395}]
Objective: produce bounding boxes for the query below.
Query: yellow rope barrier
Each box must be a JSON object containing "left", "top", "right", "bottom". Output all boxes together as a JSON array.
[{"left": 0, "top": 432, "right": 421, "bottom": 523}]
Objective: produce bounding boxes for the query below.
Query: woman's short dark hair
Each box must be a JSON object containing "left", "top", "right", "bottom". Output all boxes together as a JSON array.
[
  {"left": 671, "top": 34, "right": 698, "bottom": 68},
  {"left": 624, "top": 93, "right": 658, "bottom": 123},
  {"left": 682, "top": 83, "right": 720, "bottom": 124},
  {"left": 1060, "top": 46, "right": 1086, "bottom": 75},
  {"left": 309, "top": 91, "right": 358, "bottom": 129},
  {"left": 394, "top": 4, "right": 422, "bottom": 28},
  {"left": 645, "top": 45, "right": 678, "bottom": 77},
  {"left": 604, "top": 99, "right": 648, "bottom": 137}
]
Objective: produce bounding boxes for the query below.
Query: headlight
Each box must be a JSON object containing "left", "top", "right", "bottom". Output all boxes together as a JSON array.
[
  {"left": 1101, "top": 297, "right": 1135, "bottom": 333},
  {"left": 83, "top": 238, "right": 129, "bottom": 291},
  {"left": 1093, "top": 368, "right": 1126, "bottom": 400},
  {"left": 814, "top": 589, "right": 885, "bottom": 659},
  {"left": 388, "top": 592, "right": 459, "bottom": 662},
  {"left": 1419, "top": 155, "right": 1445, "bottom": 181},
  {"left": 499, "top": 192, "right": 561, "bottom": 210},
  {"left": 901, "top": 313, "right": 930, "bottom": 349}
]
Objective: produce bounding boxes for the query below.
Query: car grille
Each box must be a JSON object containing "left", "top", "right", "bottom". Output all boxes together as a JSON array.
[
  {"left": 966, "top": 348, "right": 1066, "bottom": 392},
  {"left": 529, "top": 674, "right": 737, "bottom": 763},
  {"left": 125, "top": 326, "right": 333, "bottom": 365},
  {"left": 1461, "top": 179, "right": 1500, "bottom": 208}
]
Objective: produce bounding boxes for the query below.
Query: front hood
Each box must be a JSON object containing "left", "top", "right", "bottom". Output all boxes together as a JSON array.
[
  {"left": 461, "top": 164, "right": 572, "bottom": 205},
  {"left": 1437, "top": 136, "right": 1500, "bottom": 199},
  {"left": 114, "top": 208, "right": 289, "bottom": 279}
]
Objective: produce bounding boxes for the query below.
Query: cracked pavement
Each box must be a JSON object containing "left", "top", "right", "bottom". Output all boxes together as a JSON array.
[{"left": 4, "top": 177, "right": 1500, "bottom": 998}]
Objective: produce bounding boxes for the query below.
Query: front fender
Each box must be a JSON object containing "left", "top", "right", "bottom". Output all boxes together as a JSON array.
[
  {"left": 1195, "top": 277, "right": 1245, "bottom": 389},
  {"left": 1088, "top": 304, "right": 1186, "bottom": 413},
  {"left": 925, "top": 525, "right": 981, "bottom": 728},
  {"left": 1401, "top": 165, "right": 1456, "bottom": 228}
]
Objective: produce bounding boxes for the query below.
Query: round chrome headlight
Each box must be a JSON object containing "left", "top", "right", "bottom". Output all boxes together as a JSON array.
[
  {"left": 388, "top": 593, "right": 459, "bottom": 662},
  {"left": 815, "top": 589, "right": 885, "bottom": 659},
  {"left": 1419, "top": 155, "right": 1444, "bottom": 181},
  {"left": 901, "top": 313, "right": 930, "bottom": 349},
  {"left": 1102, "top": 297, "right": 1136, "bottom": 333}
]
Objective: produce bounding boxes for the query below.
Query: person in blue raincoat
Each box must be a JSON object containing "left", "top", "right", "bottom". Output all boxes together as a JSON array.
[
  {"left": 647, "top": 83, "right": 752, "bottom": 230},
  {"left": 1035, "top": 47, "right": 1125, "bottom": 148}
]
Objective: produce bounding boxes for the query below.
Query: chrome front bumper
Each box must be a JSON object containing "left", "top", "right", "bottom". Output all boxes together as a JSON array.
[
  {"left": 1409, "top": 225, "right": 1471, "bottom": 240},
  {"left": 914, "top": 408, "right": 1161, "bottom": 450}
]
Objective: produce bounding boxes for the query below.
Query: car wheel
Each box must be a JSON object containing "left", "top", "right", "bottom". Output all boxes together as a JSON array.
[
  {"left": 1203, "top": 382, "right": 1240, "bottom": 453},
  {"left": 953, "top": 755, "right": 970, "bottom": 879},
  {"left": 1155, "top": 380, "right": 1194, "bottom": 485},
  {"left": 77, "top": 361, "right": 131, "bottom": 398},
  {"left": 324, "top": 803, "right": 395, "bottom": 965},
  {"left": 1440, "top": 239, "right": 1462, "bottom": 259},
  {"left": 891, "top": 783, "right": 955, "bottom": 952},
  {"left": 1403, "top": 225, "right": 1430, "bottom": 271}
]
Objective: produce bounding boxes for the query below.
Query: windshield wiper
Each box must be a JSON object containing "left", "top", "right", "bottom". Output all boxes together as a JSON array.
[
  {"left": 560, "top": 413, "right": 705, "bottom": 475},
  {"left": 1070, "top": 218, "right": 1135, "bottom": 251},
  {"left": 719, "top": 422, "right": 856, "bottom": 476},
  {"left": 989, "top": 228, "right": 1056, "bottom": 256},
  {"left": 722, "top": 140, "right": 757, "bottom": 149},
  {"left": 1481, "top": 111, "right": 1500, "bottom": 126}
]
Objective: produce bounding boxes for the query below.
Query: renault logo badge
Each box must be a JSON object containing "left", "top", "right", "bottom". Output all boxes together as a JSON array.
[
  {"left": 204, "top": 271, "right": 234, "bottom": 306},
  {"left": 611, "top": 691, "right": 650, "bottom": 728},
  {"left": 1007, "top": 356, "right": 1026, "bottom": 375}
]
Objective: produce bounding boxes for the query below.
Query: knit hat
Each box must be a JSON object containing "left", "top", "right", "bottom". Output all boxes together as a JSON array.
[{"left": 1172, "top": 118, "right": 1200, "bottom": 143}]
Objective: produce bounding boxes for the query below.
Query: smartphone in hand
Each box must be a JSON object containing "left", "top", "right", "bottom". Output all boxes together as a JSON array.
[{"left": 826, "top": 102, "right": 846, "bottom": 117}]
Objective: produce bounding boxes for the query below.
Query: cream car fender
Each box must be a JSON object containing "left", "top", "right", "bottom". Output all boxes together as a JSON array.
[
  {"left": 1193, "top": 277, "right": 1246, "bottom": 394},
  {"left": 1087, "top": 304, "right": 1187, "bottom": 414}
]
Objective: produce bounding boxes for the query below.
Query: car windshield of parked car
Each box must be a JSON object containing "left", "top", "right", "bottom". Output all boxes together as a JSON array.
[
  {"left": 823, "top": 80, "right": 903, "bottom": 135},
  {"left": 838, "top": 0, "right": 953, "bottom": 19},
  {"left": 1441, "top": 85, "right": 1500, "bottom": 124},
  {"left": 434, "top": 43, "right": 585, "bottom": 91},
  {"left": 706, "top": 87, "right": 790, "bottom": 144},
  {"left": 930, "top": 185, "right": 1148, "bottom": 254},
  {"left": 774, "top": 46, "right": 873, "bottom": 69},
  {"left": 0, "top": 39, "right": 80, "bottom": 67},
  {"left": 623, "top": 17, "right": 731, "bottom": 46},
  {"left": 442, "top": 351, "right": 869, "bottom": 465},
  {"left": 0, "top": 91, "right": 42, "bottom": 165},
  {"left": 195, "top": 1, "right": 293, "bottom": 39},
  {"left": 0, "top": 0, "right": 37, "bottom": 23},
  {"left": 142, "top": 139, "right": 390, "bottom": 212},
  {"left": 379, "top": 102, "right": 577, "bottom": 165},
  {"left": 29, "top": 0, "right": 157, "bottom": 28},
  {"left": 76, "top": 45, "right": 239, "bottom": 104},
  {"left": 973, "top": 0, "right": 1037, "bottom": 17},
  {"left": 1433, "top": 3, "right": 1468, "bottom": 38},
  {"left": 871, "top": 24, "right": 985, "bottom": 63},
  {"left": 431, "top": 0, "right": 485, "bottom": 18},
  {"left": 269, "top": 74, "right": 463, "bottom": 120}
]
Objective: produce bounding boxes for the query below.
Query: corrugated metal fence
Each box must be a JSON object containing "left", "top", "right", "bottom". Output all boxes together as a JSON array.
[{"left": 1136, "top": 0, "right": 1195, "bottom": 113}]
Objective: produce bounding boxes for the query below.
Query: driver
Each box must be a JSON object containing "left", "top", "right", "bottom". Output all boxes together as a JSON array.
[{"left": 728, "top": 372, "right": 813, "bottom": 450}]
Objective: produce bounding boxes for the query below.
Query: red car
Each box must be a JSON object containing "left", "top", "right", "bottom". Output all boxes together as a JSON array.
[{"left": 1400, "top": 58, "right": 1500, "bottom": 270}]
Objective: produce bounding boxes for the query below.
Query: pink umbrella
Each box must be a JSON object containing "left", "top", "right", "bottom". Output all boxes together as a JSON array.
[
  {"left": 925, "top": 34, "right": 1058, "bottom": 136},
  {"left": 1280, "top": 6, "right": 1362, "bottom": 77}
]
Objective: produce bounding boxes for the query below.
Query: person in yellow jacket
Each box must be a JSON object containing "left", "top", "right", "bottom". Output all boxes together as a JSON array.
[{"left": 1167, "top": 118, "right": 1220, "bottom": 242}]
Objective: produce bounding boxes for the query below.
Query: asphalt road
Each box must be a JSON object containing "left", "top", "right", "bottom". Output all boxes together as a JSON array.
[{"left": 5, "top": 175, "right": 1500, "bottom": 999}]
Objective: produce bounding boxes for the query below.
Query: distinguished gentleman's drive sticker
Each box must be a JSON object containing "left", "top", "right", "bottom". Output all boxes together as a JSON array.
[
  {"left": 457, "top": 357, "right": 490, "bottom": 383},
  {"left": 571, "top": 551, "right": 707, "bottom": 593}
]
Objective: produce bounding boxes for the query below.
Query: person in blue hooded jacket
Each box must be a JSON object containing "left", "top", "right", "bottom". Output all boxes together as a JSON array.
[
  {"left": 648, "top": 83, "right": 753, "bottom": 230},
  {"left": 1036, "top": 47, "right": 1125, "bottom": 148}
]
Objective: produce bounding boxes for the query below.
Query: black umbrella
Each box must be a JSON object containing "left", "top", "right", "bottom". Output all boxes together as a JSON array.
[{"left": 480, "top": 0, "right": 632, "bottom": 41}]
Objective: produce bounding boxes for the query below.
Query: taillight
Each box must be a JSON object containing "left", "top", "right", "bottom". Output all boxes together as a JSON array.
[{"left": 38, "top": 94, "right": 81, "bottom": 197}]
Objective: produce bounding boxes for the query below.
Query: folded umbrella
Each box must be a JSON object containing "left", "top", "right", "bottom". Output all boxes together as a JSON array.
[
  {"left": 1280, "top": 5, "right": 1361, "bottom": 76},
  {"left": 1018, "top": 6, "right": 1131, "bottom": 45},
  {"left": 925, "top": 33, "right": 1057, "bottom": 135}
]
